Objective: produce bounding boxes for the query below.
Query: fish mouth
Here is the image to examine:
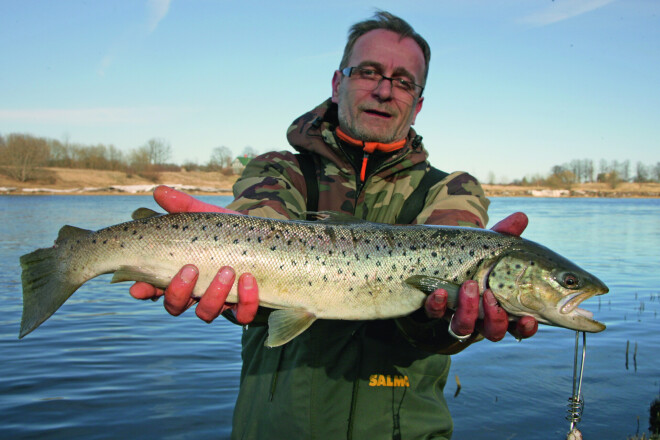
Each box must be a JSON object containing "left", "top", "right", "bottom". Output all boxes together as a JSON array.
[{"left": 558, "top": 289, "right": 608, "bottom": 331}]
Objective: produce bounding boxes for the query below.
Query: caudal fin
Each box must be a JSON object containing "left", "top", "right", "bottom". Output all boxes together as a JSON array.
[{"left": 19, "top": 245, "right": 82, "bottom": 338}]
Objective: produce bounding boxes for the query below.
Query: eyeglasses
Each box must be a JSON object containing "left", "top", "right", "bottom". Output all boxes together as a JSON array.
[{"left": 341, "top": 66, "right": 424, "bottom": 98}]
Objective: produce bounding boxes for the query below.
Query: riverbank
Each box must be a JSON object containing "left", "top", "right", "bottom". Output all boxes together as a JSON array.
[{"left": 1, "top": 167, "right": 659, "bottom": 197}]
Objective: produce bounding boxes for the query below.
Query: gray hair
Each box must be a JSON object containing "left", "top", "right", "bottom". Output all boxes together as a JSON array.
[{"left": 339, "top": 11, "right": 431, "bottom": 84}]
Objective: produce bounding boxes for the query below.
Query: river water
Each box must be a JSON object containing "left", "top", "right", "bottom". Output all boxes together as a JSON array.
[{"left": 0, "top": 195, "right": 658, "bottom": 439}]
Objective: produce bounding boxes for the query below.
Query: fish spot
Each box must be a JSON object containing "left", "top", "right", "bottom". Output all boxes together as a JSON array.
[
  {"left": 216, "top": 222, "right": 223, "bottom": 227},
  {"left": 102, "top": 240, "right": 107, "bottom": 244},
  {"left": 431, "top": 251, "right": 438, "bottom": 258},
  {"left": 92, "top": 239, "right": 96, "bottom": 244},
  {"left": 123, "top": 226, "right": 129, "bottom": 231},
  {"left": 233, "top": 239, "right": 239, "bottom": 244},
  {"left": 191, "top": 237, "right": 197, "bottom": 242},
  {"left": 202, "top": 225, "right": 207, "bottom": 231},
  {"left": 270, "top": 246, "right": 277, "bottom": 251},
  {"left": 133, "top": 230, "right": 138, "bottom": 235},
  {"left": 172, "top": 225, "right": 179, "bottom": 229},
  {"left": 433, "top": 270, "right": 439, "bottom": 275},
  {"left": 498, "top": 283, "right": 504, "bottom": 289},
  {"left": 182, "top": 225, "right": 189, "bottom": 231},
  {"left": 214, "top": 236, "right": 219, "bottom": 241}
]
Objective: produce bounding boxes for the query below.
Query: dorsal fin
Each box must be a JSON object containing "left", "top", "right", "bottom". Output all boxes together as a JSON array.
[
  {"left": 131, "top": 207, "right": 163, "bottom": 220},
  {"left": 56, "top": 225, "right": 92, "bottom": 243}
]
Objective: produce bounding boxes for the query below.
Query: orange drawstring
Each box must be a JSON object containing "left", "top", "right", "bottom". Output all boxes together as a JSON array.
[{"left": 335, "top": 128, "right": 406, "bottom": 181}]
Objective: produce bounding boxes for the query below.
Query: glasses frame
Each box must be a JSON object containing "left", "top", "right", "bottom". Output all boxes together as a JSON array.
[{"left": 341, "top": 66, "right": 424, "bottom": 98}]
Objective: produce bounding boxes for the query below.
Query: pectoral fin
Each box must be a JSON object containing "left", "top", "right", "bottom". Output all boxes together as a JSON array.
[
  {"left": 405, "top": 275, "right": 461, "bottom": 308},
  {"left": 265, "top": 309, "right": 317, "bottom": 347}
]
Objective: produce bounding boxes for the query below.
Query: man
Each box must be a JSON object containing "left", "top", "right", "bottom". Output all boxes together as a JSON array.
[{"left": 131, "top": 11, "right": 537, "bottom": 439}]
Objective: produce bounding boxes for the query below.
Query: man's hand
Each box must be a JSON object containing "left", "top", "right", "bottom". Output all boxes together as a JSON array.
[
  {"left": 423, "top": 212, "right": 539, "bottom": 342},
  {"left": 128, "top": 185, "right": 259, "bottom": 324}
]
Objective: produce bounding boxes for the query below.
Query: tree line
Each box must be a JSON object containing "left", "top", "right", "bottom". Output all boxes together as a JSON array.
[
  {"left": 1, "top": 132, "right": 657, "bottom": 186},
  {"left": 0, "top": 133, "right": 257, "bottom": 182},
  {"left": 511, "top": 158, "right": 660, "bottom": 188}
]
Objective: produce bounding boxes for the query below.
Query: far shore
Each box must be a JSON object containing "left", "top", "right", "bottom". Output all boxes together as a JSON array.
[{"left": 1, "top": 167, "right": 659, "bottom": 198}]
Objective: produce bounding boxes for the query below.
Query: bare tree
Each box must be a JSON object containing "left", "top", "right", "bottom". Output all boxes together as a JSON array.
[
  {"left": 208, "top": 146, "right": 232, "bottom": 170},
  {"left": 145, "top": 138, "right": 172, "bottom": 166},
  {"left": 242, "top": 145, "right": 259, "bottom": 158},
  {"left": 129, "top": 145, "right": 151, "bottom": 173},
  {"left": 0, "top": 133, "right": 50, "bottom": 182}
]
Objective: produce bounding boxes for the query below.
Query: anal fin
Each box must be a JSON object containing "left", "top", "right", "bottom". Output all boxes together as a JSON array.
[
  {"left": 265, "top": 309, "right": 317, "bottom": 347},
  {"left": 111, "top": 265, "right": 172, "bottom": 290}
]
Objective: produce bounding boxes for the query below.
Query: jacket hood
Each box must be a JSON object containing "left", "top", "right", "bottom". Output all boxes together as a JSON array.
[{"left": 286, "top": 99, "right": 430, "bottom": 179}]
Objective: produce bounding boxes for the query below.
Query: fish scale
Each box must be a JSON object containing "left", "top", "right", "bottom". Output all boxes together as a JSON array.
[{"left": 19, "top": 210, "right": 608, "bottom": 347}]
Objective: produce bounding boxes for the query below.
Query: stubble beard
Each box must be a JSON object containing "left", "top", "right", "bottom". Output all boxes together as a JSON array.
[{"left": 337, "top": 111, "right": 402, "bottom": 144}]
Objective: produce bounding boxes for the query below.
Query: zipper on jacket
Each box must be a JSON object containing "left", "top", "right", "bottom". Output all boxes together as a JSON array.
[{"left": 268, "top": 345, "right": 286, "bottom": 401}]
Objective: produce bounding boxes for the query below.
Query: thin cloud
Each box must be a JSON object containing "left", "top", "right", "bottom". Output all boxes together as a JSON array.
[
  {"left": 0, "top": 107, "right": 191, "bottom": 125},
  {"left": 519, "top": 0, "right": 616, "bottom": 26},
  {"left": 97, "top": 0, "right": 171, "bottom": 75},
  {"left": 147, "top": 0, "right": 171, "bottom": 33}
]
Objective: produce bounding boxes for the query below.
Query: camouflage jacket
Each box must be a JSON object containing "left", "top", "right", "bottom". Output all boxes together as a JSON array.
[
  {"left": 227, "top": 99, "right": 489, "bottom": 227},
  {"left": 227, "top": 99, "right": 490, "bottom": 440}
]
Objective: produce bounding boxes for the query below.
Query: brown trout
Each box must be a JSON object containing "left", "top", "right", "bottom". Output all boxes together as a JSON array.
[{"left": 19, "top": 209, "right": 608, "bottom": 346}]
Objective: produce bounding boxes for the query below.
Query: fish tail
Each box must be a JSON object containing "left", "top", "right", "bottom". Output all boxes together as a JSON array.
[{"left": 19, "top": 228, "right": 89, "bottom": 338}]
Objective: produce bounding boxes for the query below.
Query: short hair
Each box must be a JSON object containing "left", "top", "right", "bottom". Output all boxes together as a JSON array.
[{"left": 339, "top": 11, "right": 431, "bottom": 84}]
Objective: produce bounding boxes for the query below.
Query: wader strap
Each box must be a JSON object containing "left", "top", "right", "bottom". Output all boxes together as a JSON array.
[
  {"left": 296, "top": 153, "right": 319, "bottom": 219},
  {"left": 395, "top": 166, "right": 449, "bottom": 225},
  {"left": 297, "top": 153, "right": 448, "bottom": 225}
]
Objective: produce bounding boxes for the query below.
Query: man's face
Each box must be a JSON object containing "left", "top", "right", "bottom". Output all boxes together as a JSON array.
[{"left": 332, "top": 29, "right": 425, "bottom": 143}]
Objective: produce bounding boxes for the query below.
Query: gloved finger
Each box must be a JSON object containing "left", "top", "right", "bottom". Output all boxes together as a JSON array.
[
  {"left": 450, "top": 280, "right": 479, "bottom": 336},
  {"left": 481, "top": 289, "right": 509, "bottom": 341},
  {"left": 508, "top": 315, "right": 539, "bottom": 340},
  {"left": 154, "top": 185, "right": 234, "bottom": 214},
  {"left": 490, "top": 212, "right": 528, "bottom": 237},
  {"left": 163, "top": 265, "right": 199, "bottom": 316},
  {"left": 234, "top": 273, "right": 259, "bottom": 325},
  {"left": 129, "top": 281, "right": 163, "bottom": 300},
  {"left": 424, "top": 289, "right": 448, "bottom": 319},
  {"left": 196, "top": 266, "right": 236, "bottom": 323}
]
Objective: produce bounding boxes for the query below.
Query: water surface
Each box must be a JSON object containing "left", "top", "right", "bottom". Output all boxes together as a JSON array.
[{"left": 0, "top": 196, "right": 658, "bottom": 439}]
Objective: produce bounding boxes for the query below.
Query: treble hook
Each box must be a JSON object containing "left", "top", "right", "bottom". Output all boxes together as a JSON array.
[{"left": 566, "top": 331, "right": 587, "bottom": 439}]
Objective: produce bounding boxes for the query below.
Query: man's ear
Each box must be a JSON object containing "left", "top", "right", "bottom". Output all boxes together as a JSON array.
[
  {"left": 411, "top": 96, "right": 424, "bottom": 125},
  {"left": 331, "top": 70, "right": 342, "bottom": 104}
]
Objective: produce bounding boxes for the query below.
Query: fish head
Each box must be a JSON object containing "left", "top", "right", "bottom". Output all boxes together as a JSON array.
[{"left": 486, "top": 245, "right": 608, "bottom": 332}]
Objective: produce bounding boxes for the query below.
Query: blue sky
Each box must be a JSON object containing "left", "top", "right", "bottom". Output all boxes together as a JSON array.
[{"left": 1, "top": 0, "right": 658, "bottom": 182}]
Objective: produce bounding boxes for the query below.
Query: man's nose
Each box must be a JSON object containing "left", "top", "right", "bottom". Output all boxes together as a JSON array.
[{"left": 372, "top": 77, "right": 394, "bottom": 100}]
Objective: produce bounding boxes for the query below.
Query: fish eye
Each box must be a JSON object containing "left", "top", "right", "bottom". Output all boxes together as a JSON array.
[{"left": 560, "top": 273, "right": 580, "bottom": 289}]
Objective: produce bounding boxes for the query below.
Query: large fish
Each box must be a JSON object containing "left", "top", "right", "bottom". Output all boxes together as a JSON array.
[{"left": 19, "top": 210, "right": 608, "bottom": 346}]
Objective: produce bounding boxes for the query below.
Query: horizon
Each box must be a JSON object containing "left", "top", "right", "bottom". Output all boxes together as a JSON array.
[{"left": 1, "top": 0, "right": 658, "bottom": 183}]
